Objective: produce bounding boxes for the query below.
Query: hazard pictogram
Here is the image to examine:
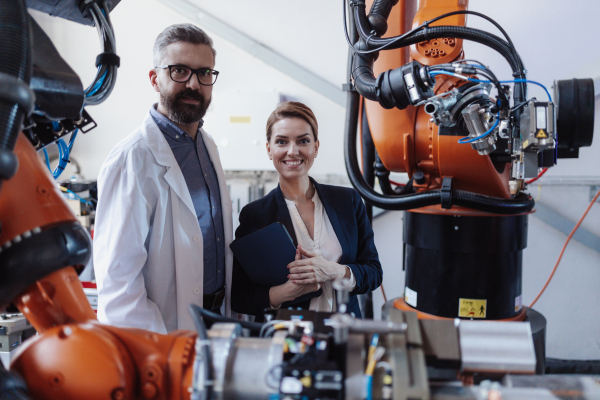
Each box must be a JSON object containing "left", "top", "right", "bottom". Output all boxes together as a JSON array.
[
  {"left": 459, "top": 298, "right": 487, "bottom": 318},
  {"left": 535, "top": 129, "right": 548, "bottom": 138}
]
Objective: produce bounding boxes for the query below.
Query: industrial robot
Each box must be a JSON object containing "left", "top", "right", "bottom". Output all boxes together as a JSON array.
[{"left": 0, "top": 0, "right": 596, "bottom": 399}]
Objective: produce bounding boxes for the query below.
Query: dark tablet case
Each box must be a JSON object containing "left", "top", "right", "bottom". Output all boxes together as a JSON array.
[{"left": 230, "top": 222, "right": 321, "bottom": 303}]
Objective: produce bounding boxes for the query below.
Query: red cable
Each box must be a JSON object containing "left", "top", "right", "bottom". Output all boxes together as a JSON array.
[
  {"left": 526, "top": 168, "right": 549, "bottom": 184},
  {"left": 389, "top": 179, "right": 406, "bottom": 187},
  {"left": 529, "top": 188, "right": 600, "bottom": 308}
]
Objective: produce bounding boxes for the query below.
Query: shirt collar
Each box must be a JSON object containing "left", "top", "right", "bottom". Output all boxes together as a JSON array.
[{"left": 150, "top": 103, "right": 204, "bottom": 141}]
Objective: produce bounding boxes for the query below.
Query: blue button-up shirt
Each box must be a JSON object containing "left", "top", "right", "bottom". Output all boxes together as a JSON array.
[{"left": 150, "top": 106, "right": 225, "bottom": 294}]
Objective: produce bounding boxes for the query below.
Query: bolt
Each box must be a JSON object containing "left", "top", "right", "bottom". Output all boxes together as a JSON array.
[
  {"left": 112, "top": 389, "right": 125, "bottom": 400},
  {"left": 142, "top": 383, "right": 158, "bottom": 399}
]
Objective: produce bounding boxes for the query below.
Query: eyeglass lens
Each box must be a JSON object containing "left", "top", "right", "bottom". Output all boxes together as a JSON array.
[{"left": 170, "top": 66, "right": 217, "bottom": 85}]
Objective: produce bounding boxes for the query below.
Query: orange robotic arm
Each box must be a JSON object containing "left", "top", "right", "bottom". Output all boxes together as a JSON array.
[
  {"left": 0, "top": 135, "right": 197, "bottom": 400},
  {"left": 345, "top": 0, "right": 593, "bottom": 323}
]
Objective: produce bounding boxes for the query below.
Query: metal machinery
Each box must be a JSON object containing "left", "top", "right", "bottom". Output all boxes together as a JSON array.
[
  {"left": 343, "top": 0, "right": 593, "bottom": 328},
  {"left": 0, "top": 1, "right": 598, "bottom": 400}
]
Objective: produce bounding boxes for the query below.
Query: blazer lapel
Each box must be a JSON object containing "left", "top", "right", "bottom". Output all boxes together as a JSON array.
[
  {"left": 310, "top": 177, "right": 351, "bottom": 260},
  {"left": 275, "top": 185, "right": 298, "bottom": 247}
]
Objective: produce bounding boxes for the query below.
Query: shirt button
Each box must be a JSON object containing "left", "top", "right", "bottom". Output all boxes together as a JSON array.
[
  {"left": 175, "top": 135, "right": 179, "bottom": 139},
  {"left": 193, "top": 288, "right": 200, "bottom": 295},
  {"left": 193, "top": 235, "right": 200, "bottom": 242},
  {"left": 217, "top": 238, "right": 220, "bottom": 242}
]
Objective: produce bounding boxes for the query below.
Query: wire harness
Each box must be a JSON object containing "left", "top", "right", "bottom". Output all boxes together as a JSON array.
[{"left": 82, "top": 0, "right": 119, "bottom": 105}]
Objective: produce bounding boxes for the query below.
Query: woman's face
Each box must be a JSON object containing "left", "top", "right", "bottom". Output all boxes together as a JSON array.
[{"left": 267, "top": 117, "right": 319, "bottom": 182}]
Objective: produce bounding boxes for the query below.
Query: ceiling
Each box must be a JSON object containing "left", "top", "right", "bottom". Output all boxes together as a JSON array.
[{"left": 168, "top": 0, "right": 600, "bottom": 101}]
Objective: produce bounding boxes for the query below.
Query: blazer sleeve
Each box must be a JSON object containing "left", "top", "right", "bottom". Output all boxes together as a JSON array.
[
  {"left": 231, "top": 206, "right": 273, "bottom": 316},
  {"left": 346, "top": 189, "right": 383, "bottom": 296}
]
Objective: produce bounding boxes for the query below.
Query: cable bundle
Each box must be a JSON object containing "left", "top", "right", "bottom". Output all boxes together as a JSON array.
[
  {"left": 42, "top": 127, "right": 78, "bottom": 180},
  {"left": 83, "top": 0, "right": 118, "bottom": 105}
]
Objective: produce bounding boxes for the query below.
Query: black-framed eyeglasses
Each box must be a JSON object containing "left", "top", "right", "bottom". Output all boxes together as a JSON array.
[{"left": 155, "top": 64, "right": 219, "bottom": 86}]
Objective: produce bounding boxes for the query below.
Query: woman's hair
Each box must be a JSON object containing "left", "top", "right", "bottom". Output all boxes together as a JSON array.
[{"left": 266, "top": 101, "right": 318, "bottom": 142}]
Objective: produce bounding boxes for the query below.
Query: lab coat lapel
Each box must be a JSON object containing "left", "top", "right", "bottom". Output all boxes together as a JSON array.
[
  {"left": 141, "top": 113, "right": 196, "bottom": 218},
  {"left": 311, "top": 178, "right": 351, "bottom": 259},
  {"left": 275, "top": 185, "right": 298, "bottom": 247},
  {"left": 199, "top": 128, "right": 234, "bottom": 317}
]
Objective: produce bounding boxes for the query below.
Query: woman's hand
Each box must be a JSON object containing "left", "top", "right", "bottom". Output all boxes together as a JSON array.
[
  {"left": 287, "top": 246, "right": 350, "bottom": 284},
  {"left": 268, "top": 248, "right": 320, "bottom": 308}
]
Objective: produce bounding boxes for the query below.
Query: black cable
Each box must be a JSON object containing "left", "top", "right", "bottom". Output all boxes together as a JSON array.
[
  {"left": 361, "top": 100, "right": 375, "bottom": 222},
  {"left": 425, "top": 11, "right": 518, "bottom": 60},
  {"left": 349, "top": 2, "right": 525, "bottom": 77},
  {"left": 343, "top": 0, "right": 428, "bottom": 55},
  {"left": 345, "top": 1, "right": 521, "bottom": 71},
  {"left": 343, "top": 0, "right": 523, "bottom": 69},
  {"left": 0, "top": 362, "right": 31, "bottom": 400},
  {"left": 190, "top": 305, "right": 265, "bottom": 331},
  {"left": 84, "top": 0, "right": 118, "bottom": 106},
  {"left": 189, "top": 304, "right": 213, "bottom": 400},
  {"left": 349, "top": 0, "right": 528, "bottom": 104},
  {"left": 511, "top": 97, "right": 535, "bottom": 112}
]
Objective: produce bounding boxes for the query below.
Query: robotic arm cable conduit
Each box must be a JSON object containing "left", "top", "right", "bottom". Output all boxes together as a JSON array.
[
  {"left": 0, "top": 0, "right": 33, "bottom": 183},
  {"left": 344, "top": 0, "right": 594, "bottom": 215},
  {"left": 346, "top": 0, "right": 525, "bottom": 111}
]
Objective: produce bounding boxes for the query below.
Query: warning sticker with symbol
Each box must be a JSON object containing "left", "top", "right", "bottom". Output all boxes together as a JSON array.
[
  {"left": 535, "top": 129, "right": 548, "bottom": 138},
  {"left": 458, "top": 298, "right": 487, "bottom": 318}
]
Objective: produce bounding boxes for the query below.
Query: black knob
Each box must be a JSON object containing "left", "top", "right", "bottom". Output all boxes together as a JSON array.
[{"left": 413, "top": 171, "right": 426, "bottom": 184}]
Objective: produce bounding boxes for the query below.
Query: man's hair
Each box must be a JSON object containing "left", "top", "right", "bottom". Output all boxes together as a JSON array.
[
  {"left": 266, "top": 101, "right": 319, "bottom": 142},
  {"left": 153, "top": 23, "right": 216, "bottom": 66}
]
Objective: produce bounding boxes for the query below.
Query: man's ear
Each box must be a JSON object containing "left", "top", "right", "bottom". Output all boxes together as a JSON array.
[{"left": 149, "top": 69, "right": 160, "bottom": 93}]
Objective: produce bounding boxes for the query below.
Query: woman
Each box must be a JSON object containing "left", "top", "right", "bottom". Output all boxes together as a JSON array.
[{"left": 231, "top": 101, "right": 382, "bottom": 319}]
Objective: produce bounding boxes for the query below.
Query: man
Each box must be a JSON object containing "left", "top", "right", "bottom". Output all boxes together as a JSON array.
[{"left": 94, "top": 24, "right": 233, "bottom": 334}]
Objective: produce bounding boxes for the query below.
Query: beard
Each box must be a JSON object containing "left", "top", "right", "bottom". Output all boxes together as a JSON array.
[{"left": 160, "top": 88, "right": 211, "bottom": 125}]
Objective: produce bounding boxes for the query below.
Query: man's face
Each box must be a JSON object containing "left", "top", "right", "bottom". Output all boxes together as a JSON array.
[{"left": 150, "top": 42, "right": 215, "bottom": 125}]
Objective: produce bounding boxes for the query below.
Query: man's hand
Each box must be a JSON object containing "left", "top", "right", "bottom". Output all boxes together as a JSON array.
[{"left": 287, "top": 246, "right": 350, "bottom": 284}]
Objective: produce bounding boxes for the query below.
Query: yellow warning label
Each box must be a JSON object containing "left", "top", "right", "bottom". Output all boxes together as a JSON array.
[
  {"left": 230, "top": 116, "right": 252, "bottom": 124},
  {"left": 459, "top": 298, "right": 487, "bottom": 318},
  {"left": 535, "top": 129, "right": 548, "bottom": 138},
  {"left": 300, "top": 376, "right": 312, "bottom": 388}
]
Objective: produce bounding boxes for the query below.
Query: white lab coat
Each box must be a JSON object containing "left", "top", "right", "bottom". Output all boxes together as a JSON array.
[{"left": 93, "top": 111, "right": 233, "bottom": 334}]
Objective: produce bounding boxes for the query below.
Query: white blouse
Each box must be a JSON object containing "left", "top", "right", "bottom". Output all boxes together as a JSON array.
[{"left": 284, "top": 189, "right": 356, "bottom": 312}]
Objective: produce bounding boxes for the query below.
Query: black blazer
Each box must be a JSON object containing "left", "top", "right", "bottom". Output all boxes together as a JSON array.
[{"left": 231, "top": 177, "right": 382, "bottom": 319}]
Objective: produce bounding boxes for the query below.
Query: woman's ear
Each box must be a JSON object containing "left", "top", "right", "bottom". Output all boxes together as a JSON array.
[{"left": 266, "top": 141, "right": 272, "bottom": 160}]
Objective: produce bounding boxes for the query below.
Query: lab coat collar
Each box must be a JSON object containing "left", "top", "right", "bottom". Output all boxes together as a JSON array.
[{"left": 140, "top": 111, "right": 196, "bottom": 218}]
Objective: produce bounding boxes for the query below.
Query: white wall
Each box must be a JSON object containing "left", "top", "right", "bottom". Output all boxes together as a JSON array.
[
  {"left": 31, "top": 0, "right": 347, "bottom": 180},
  {"left": 31, "top": 0, "right": 600, "bottom": 360}
]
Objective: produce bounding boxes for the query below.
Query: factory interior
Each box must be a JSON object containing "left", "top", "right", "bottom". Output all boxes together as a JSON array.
[{"left": 0, "top": 0, "right": 599, "bottom": 399}]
